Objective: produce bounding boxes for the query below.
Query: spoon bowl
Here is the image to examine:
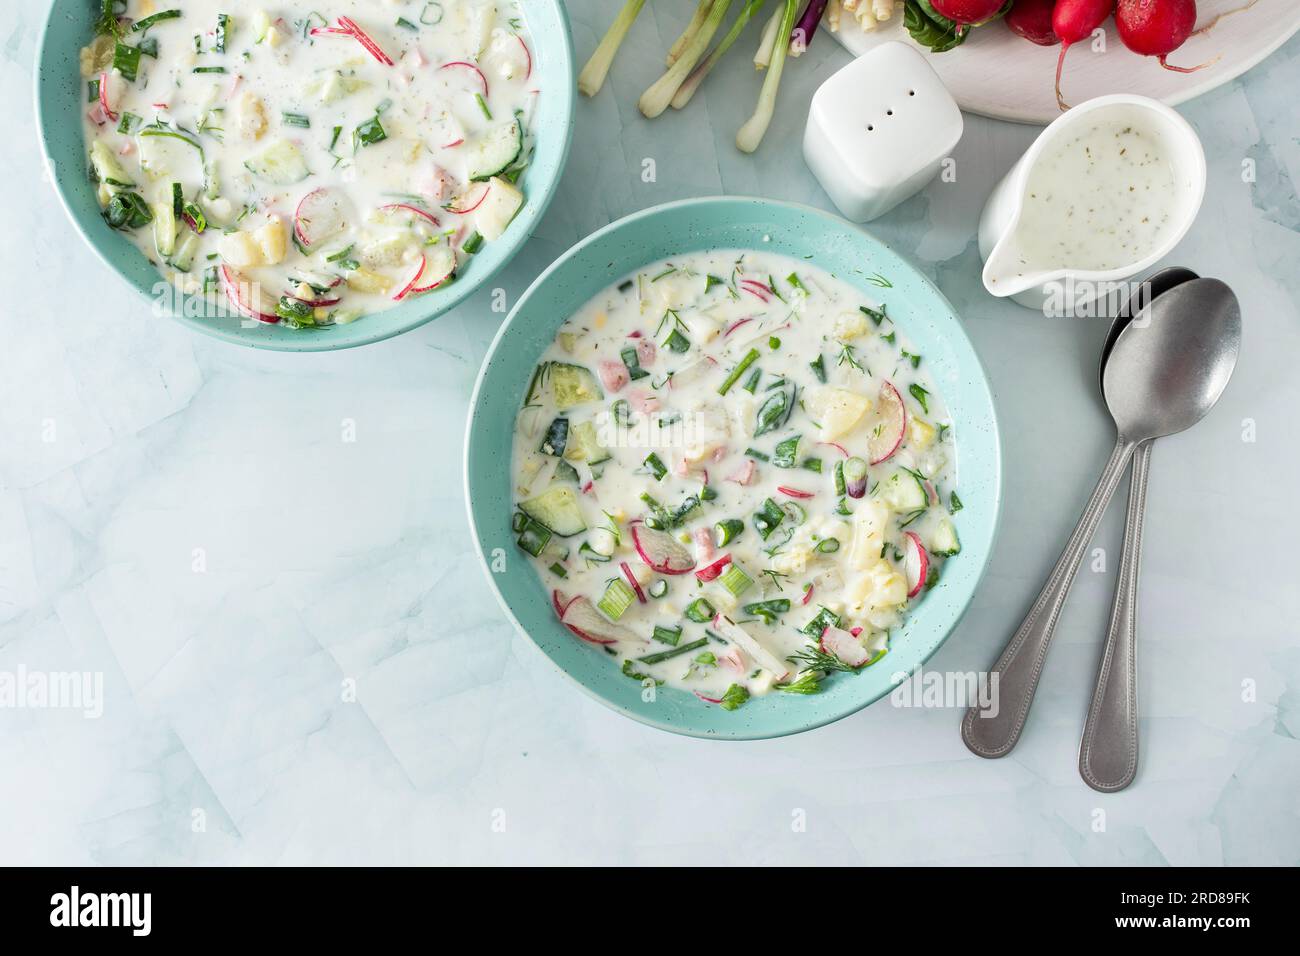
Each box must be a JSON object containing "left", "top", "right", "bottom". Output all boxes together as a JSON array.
[
  {"left": 1102, "top": 278, "right": 1242, "bottom": 443},
  {"left": 1099, "top": 267, "right": 1200, "bottom": 388}
]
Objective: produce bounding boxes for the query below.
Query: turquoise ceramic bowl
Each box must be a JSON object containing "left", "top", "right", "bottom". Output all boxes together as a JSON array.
[
  {"left": 466, "top": 197, "right": 1002, "bottom": 739},
  {"left": 34, "top": 2, "right": 574, "bottom": 351}
]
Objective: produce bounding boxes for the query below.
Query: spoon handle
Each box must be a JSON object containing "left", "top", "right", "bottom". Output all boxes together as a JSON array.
[
  {"left": 1078, "top": 440, "right": 1151, "bottom": 792},
  {"left": 962, "top": 435, "right": 1137, "bottom": 758}
]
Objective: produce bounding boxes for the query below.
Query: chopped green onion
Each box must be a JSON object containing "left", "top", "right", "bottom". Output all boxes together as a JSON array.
[
  {"left": 648, "top": 579, "right": 669, "bottom": 599},
  {"left": 131, "top": 9, "right": 182, "bottom": 33},
  {"left": 684, "top": 598, "right": 715, "bottom": 624},
  {"left": 815, "top": 537, "right": 840, "bottom": 554},
  {"left": 597, "top": 579, "right": 636, "bottom": 620},
  {"left": 772, "top": 435, "right": 799, "bottom": 469},
  {"left": 474, "top": 92, "right": 492, "bottom": 120},
  {"left": 800, "top": 606, "right": 841, "bottom": 637},
  {"left": 651, "top": 624, "right": 683, "bottom": 646},
  {"left": 644, "top": 452, "right": 668, "bottom": 481},
  {"left": 637, "top": 637, "right": 708, "bottom": 665},
  {"left": 718, "top": 347, "right": 760, "bottom": 396},
  {"left": 516, "top": 518, "right": 552, "bottom": 557},
  {"left": 462, "top": 231, "right": 484, "bottom": 254},
  {"left": 113, "top": 42, "right": 142, "bottom": 82},
  {"left": 809, "top": 354, "right": 827, "bottom": 384},
  {"left": 714, "top": 519, "right": 744, "bottom": 547},
  {"left": 718, "top": 564, "right": 753, "bottom": 597},
  {"left": 282, "top": 112, "right": 311, "bottom": 128}
]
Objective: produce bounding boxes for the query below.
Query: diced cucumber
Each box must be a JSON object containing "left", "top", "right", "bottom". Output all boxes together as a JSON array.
[
  {"left": 549, "top": 363, "right": 603, "bottom": 410},
  {"left": 476, "top": 176, "right": 523, "bottom": 242},
  {"left": 931, "top": 517, "right": 960, "bottom": 557},
  {"left": 244, "top": 139, "right": 310, "bottom": 185},
  {"left": 168, "top": 232, "right": 199, "bottom": 272},
  {"left": 563, "top": 421, "right": 610, "bottom": 465},
  {"left": 466, "top": 119, "right": 522, "bottom": 182},
  {"left": 539, "top": 417, "right": 568, "bottom": 456},
  {"left": 89, "top": 141, "right": 134, "bottom": 188},
  {"left": 151, "top": 201, "right": 177, "bottom": 258},
  {"left": 520, "top": 485, "right": 586, "bottom": 537},
  {"left": 880, "top": 469, "right": 927, "bottom": 512}
]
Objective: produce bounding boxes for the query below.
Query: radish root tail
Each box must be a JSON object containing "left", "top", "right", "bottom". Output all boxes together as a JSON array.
[
  {"left": 1055, "top": 42, "right": 1072, "bottom": 112},
  {"left": 1192, "top": 0, "right": 1260, "bottom": 37},
  {"left": 1158, "top": 52, "right": 1222, "bottom": 73}
]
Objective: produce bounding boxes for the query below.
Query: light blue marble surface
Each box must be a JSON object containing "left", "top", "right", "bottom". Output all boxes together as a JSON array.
[{"left": 3, "top": 1, "right": 1297, "bottom": 866}]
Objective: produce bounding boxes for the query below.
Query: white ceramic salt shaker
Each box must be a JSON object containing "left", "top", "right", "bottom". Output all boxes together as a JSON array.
[{"left": 803, "top": 41, "right": 963, "bottom": 222}]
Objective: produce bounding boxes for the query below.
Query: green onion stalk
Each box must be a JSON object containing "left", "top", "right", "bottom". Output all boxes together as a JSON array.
[
  {"left": 577, "top": 0, "right": 647, "bottom": 98},
  {"left": 639, "top": 0, "right": 733, "bottom": 118},
  {"left": 671, "top": 0, "right": 767, "bottom": 110},
  {"left": 736, "top": 0, "right": 799, "bottom": 153},
  {"left": 666, "top": 0, "right": 713, "bottom": 65}
]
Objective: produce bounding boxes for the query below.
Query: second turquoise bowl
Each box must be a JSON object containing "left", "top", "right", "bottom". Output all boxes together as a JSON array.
[
  {"left": 34, "top": 0, "right": 574, "bottom": 351},
  {"left": 466, "top": 197, "right": 1002, "bottom": 739}
]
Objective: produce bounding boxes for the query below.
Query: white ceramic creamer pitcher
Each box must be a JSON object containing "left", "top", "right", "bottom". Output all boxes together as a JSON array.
[{"left": 978, "top": 94, "right": 1206, "bottom": 313}]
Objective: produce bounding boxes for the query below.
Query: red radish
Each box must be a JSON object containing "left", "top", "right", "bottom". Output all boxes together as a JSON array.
[
  {"left": 1052, "top": 0, "right": 1117, "bottom": 111},
  {"left": 694, "top": 691, "right": 725, "bottom": 704},
  {"left": 439, "top": 61, "right": 490, "bottom": 96},
  {"left": 903, "top": 531, "right": 930, "bottom": 598},
  {"left": 739, "top": 279, "right": 772, "bottom": 303},
  {"left": 1115, "top": 0, "right": 1219, "bottom": 72},
  {"left": 724, "top": 317, "right": 754, "bottom": 336},
  {"left": 777, "top": 486, "right": 815, "bottom": 499},
  {"left": 219, "top": 266, "right": 278, "bottom": 323},
  {"left": 444, "top": 183, "right": 490, "bottom": 214},
  {"left": 820, "top": 625, "right": 871, "bottom": 668},
  {"left": 98, "top": 71, "right": 118, "bottom": 122},
  {"left": 719, "top": 646, "right": 746, "bottom": 673},
  {"left": 409, "top": 247, "right": 456, "bottom": 294},
  {"left": 392, "top": 255, "right": 426, "bottom": 301},
  {"left": 1006, "top": 0, "right": 1059, "bottom": 44},
  {"left": 630, "top": 523, "right": 696, "bottom": 575},
  {"left": 518, "top": 36, "right": 533, "bottom": 80},
  {"left": 597, "top": 360, "right": 629, "bottom": 393},
  {"left": 801, "top": 585, "right": 814, "bottom": 606},
  {"left": 627, "top": 389, "right": 660, "bottom": 414},
  {"left": 561, "top": 596, "right": 636, "bottom": 645},
  {"left": 379, "top": 202, "right": 440, "bottom": 226},
  {"left": 335, "top": 16, "right": 394, "bottom": 65},
  {"left": 695, "top": 554, "right": 732, "bottom": 583},
  {"left": 552, "top": 589, "right": 578, "bottom": 620},
  {"left": 850, "top": 626, "right": 864, "bottom": 637},
  {"left": 818, "top": 441, "right": 849, "bottom": 458},
  {"left": 619, "top": 561, "right": 647, "bottom": 603},
  {"left": 867, "top": 381, "right": 907, "bottom": 465},
  {"left": 294, "top": 188, "right": 349, "bottom": 249},
  {"left": 931, "top": 0, "right": 1014, "bottom": 23}
]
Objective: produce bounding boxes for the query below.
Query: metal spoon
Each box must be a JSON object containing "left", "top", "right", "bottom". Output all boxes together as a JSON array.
[
  {"left": 1078, "top": 267, "right": 1199, "bottom": 792},
  {"left": 962, "top": 278, "right": 1242, "bottom": 759}
]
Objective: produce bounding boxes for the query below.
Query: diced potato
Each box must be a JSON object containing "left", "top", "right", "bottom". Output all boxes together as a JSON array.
[
  {"left": 805, "top": 386, "right": 872, "bottom": 440},
  {"left": 908, "top": 416, "right": 936, "bottom": 450},
  {"left": 476, "top": 176, "right": 523, "bottom": 242},
  {"left": 845, "top": 561, "right": 908, "bottom": 619},
  {"left": 80, "top": 36, "right": 115, "bottom": 77},
  {"left": 235, "top": 91, "right": 268, "bottom": 141},
  {"left": 253, "top": 216, "right": 288, "bottom": 265},
  {"left": 346, "top": 268, "right": 393, "bottom": 294},
  {"left": 833, "top": 310, "right": 870, "bottom": 341},
  {"left": 360, "top": 234, "right": 415, "bottom": 269},
  {"left": 251, "top": 10, "right": 272, "bottom": 42},
  {"left": 217, "top": 230, "right": 265, "bottom": 267},
  {"left": 848, "top": 500, "right": 891, "bottom": 571}
]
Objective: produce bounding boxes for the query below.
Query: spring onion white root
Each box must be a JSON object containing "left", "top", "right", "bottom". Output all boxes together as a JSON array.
[
  {"left": 577, "top": 0, "right": 647, "bottom": 97},
  {"left": 640, "top": 0, "right": 733, "bottom": 118},
  {"left": 737, "top": 0, "right": 800, "bottom": 152},
  {"left": 672, "top": 0, "right": 768, "bottom": 109},
  {"left": 667, "top": 1, "right": 713, "bottom": 65}
]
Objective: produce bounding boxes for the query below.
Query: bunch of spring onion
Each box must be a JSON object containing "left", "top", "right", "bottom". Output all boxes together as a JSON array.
[{"left": 578, "top": 0, "right": 829, "bottom": 154}]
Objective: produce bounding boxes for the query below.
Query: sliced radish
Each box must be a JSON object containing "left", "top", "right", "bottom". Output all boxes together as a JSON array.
[
  {"left": 818, "top": 441, "right": 849, "bottom": 458},
  {"left": 627, "top": 389, "right": 660, "bottom": 414},
  {"left": 801, "top": 584, "right": 814, "bottom": 606},
  {"left": 552, "top": 589, "right": 577, "bottom": 620},
  {"left": 98, "top": 71, "right": 119, "bottom": 122},
  {"left": 619, "top": 561, "right": 647, "bottom": 604},
  {"left": 820, "top": 625, "right": 871, "bottom": 668},
  {"left": 724, "top": 316, "right": 754, "bottom": 337},
  {"left": 903, "top": 531, "right": 929, "bottom": 598},
  {"left": 392, "top": 255, "right": 426, "bottom": 301},
  {"left": 777, "top": 486, "right": 814, "bottom": 499},
  {"left": 444, "top": 183, "right": 490, "bottom": 214},
  {"left": 694, "top": 691, "right": 725, "bottom": 704},
  {"left": 635, "top": 338, "right": 656, "bottom": 367},
  {"left": 219, "top": 266, "right": 278, "bottom": 323},
  {"left": 630, "top": 523, "right": 696, "bottom": 575},
  {"left": 560, "top": 596, "right": 638, "bottom": 645},
  {"left": 409, "top": 245, "right": 456, "bottom": 295},
  {"left": 868, "top": 381, "right": 907, "bottom": 465},
  {"left": 293, "top": 188, "right": 350, "bottom": 249},
  {"left": 694, "top": 553, "right": 732, "bottom": 583},
  {"left": 439, "top": 60, "right": 489, "bottom": 96},
  {"left": 335, "top": 16, "right": 394, "bottom": 65},
  {"left": 692, "top": 526, "right": 716, "bottom": 564},
  {"left": 379, "top": 202, "right": 440, "bottom": 226},
  {"left": 517, "top": 36, "right": 533, "bottom": 80},
  {"left": 739, "top": 278, "right": 772, "bottom": 302},
  {"left": 712, "top": 614, "right": 789, "bottom": 679}
]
